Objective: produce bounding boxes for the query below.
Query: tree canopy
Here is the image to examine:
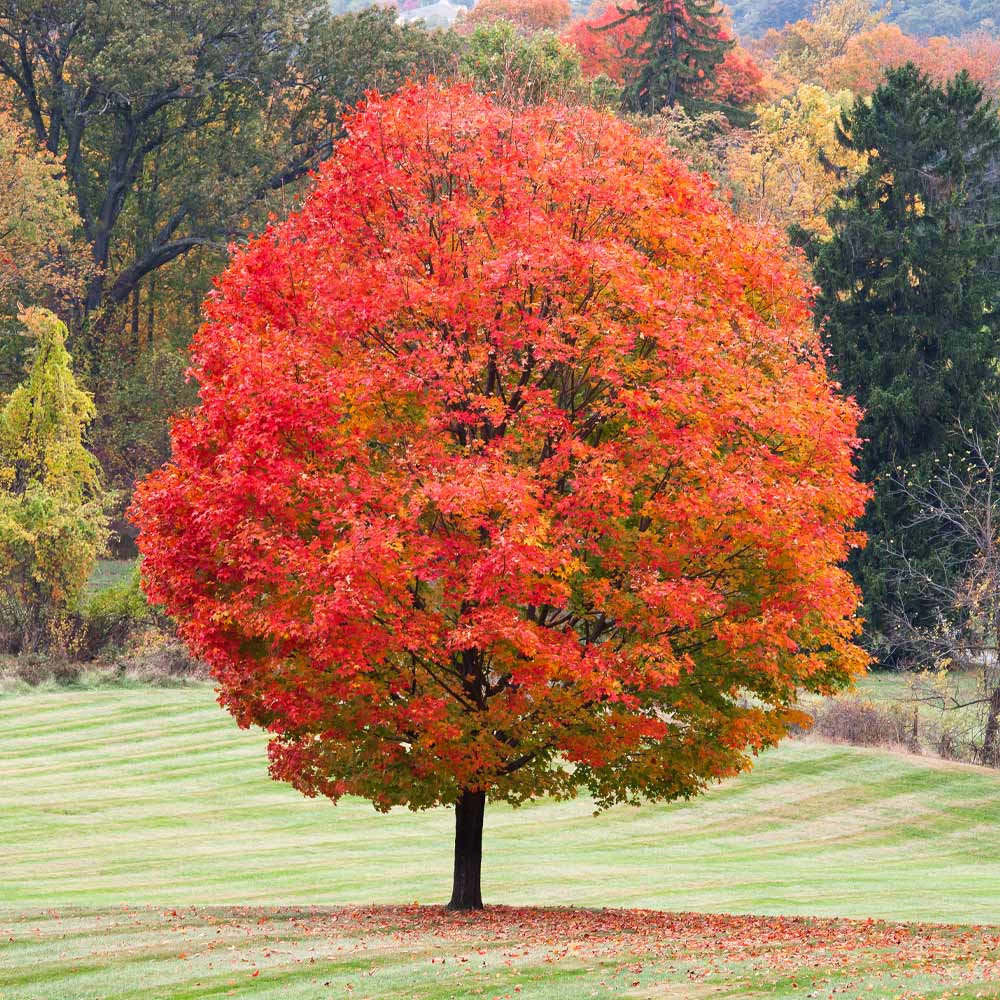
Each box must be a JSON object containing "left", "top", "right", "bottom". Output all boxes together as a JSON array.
[
  {"left": 813, "top": 65, "right": 1000, "bottom": 648},
  {"left": 0, "top": 1, "right": 456, "bottom": 322},
  {"left": 134, "top": 82, "right": 867, "bottom": 908}
]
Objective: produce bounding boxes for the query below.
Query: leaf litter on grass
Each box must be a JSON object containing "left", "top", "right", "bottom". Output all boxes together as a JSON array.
[{"left": 2, "top": 905, "right": 1000, "bottom": 999}]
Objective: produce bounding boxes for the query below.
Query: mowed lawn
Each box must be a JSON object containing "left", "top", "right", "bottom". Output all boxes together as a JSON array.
[{"left": 3, "top": 688, "right": 1000, "bottom": 999}]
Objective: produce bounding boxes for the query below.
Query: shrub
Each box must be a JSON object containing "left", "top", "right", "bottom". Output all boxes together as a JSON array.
[
  {"left": 0, "top": 310, "right": 110, "bottom": 652},
  {"left": 81, "top": 563, "right": 150, "bottom": 651},
  {"left": 809, "top": 696, "right": 917, "bottom": 750}
]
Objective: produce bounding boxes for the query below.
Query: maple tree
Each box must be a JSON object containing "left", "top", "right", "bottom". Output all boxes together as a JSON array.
[
  {"left": 133, "top": 83, "right": 867, "bottom": 909},
  {"left": 563, "top": 4, "right": 644, "bottom": 81},
  {"left": 821, "top": 24, "right": 1000, "bottom": 98}
]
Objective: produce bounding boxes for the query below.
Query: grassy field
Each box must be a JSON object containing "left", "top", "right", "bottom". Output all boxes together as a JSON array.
[
  {"left": 2, "top": 688, "right": 1000, "bottom": 998},
  {"left": 82, "top": 559, "right": 137, "bottom": 598}
]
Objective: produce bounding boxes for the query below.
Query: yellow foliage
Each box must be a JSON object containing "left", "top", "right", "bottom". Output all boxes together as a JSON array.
[{"left": 725, "top": 84, "right": 867, "bottom": 238}]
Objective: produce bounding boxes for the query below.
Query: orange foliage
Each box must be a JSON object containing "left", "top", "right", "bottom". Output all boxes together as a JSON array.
[
  {"left": 714, "top": 44, "right": 767, "bottom": 106},
  {"left": 823, "top": 24, "right": 1000, "bottom": 97},
  {"left": 562, "top": 5, "right": 641, "bottom": 82},
  {"left": 465, "top": 0, "right": 571, "bottom": 31},
  {"left": 134, "top": 84, "right": 867, "bottom": 825}
]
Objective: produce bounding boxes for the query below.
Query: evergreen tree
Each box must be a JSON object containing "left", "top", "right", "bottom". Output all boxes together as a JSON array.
[
  {"left": 813, "top": 65, "right": 1000, "bottom": 651},
  {"left": 607, "top": 0, "right": 734, "bottom": 112},
  {"left": 0, "top": 310, "right": 108, "bottom": 650}
]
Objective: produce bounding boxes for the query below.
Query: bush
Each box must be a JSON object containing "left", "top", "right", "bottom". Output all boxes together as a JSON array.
[
  {"left": 113, "top": 635, "right": 208, "bottom": 683},
  {"left": 808, "top": 696, "right": 918, "bottom": 750},
  {"left": 81, "top": 563, "right": 150, "bottom": 651},
  {"left": 2, "top": 652, "right": 81, "bottom": 687}
]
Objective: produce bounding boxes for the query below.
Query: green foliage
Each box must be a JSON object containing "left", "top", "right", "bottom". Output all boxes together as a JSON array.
[
  {"left": 82, "top": 562, "right": 151, "bottom": 649},
  {"left": 812, "top": 65, "right": 1000, "bottom": 647},
  {"left": 610, "top": 0, "right": 734, "bottom": 113},
  {"left": 461, "top": 20, "right": 586, "bottom": 104},
  {"left": 0, "top": 1, "right": 460, "bottom": 323},
  {"left": 91, "top": 340, "right": 199, "bottom": 490},
  {"left": 0, "top": 310, "right": 109, "bottom": 651}
]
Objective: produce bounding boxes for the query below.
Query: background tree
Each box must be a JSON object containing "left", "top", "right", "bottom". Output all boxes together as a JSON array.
[
  {"left": 567, "top": 2, "right": 764, "bottom": 109},
  {"left": 563, "top": 2, "right": 643, "bottom": 81},
  {"left": 604, "top": 0, "right": 735, "bottom": 112},
  {"left": 134, "top": 83, "right": 867, "bottom": 911},
  {"left": 812, "top": 65, "right": 1000, "bottom": 648},
  {"left": 886, "top": 420, "right": 1000, "bottom": 765},
  {"left": 763, "top": 0, "right": 884, "bottom": 87},
  {"left": 724, "top": 84, "right": 864, "bottom": 238},
  {"left": 0, "top": 309, "right": 108, "bottom": 651},
  {"left": 462, "top": 20, "right": 592, "bottom": 105},
  {"left": 0, "top": 1, "right": 457, "bottom": 327},
  {"left": 0, "top": 1, "right": 459, "bottom": 496},
  {"left": 0, "top": 106, "right": 89, "bottom": 389},
  {"left": 727, "top": 0, "right": 996, "bottom": 45},
  {"left": 464, "top": 0, "right": 572, "bottom": 32},
  {"left": 821, "top": 24, "right": 1000, "bottom": 99}
]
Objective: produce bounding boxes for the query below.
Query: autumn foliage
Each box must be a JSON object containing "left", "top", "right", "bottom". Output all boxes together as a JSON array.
[
  {"left": 821, "top": 24, "right": 1000, "bottom": 98},
  {"left": 465, "top": 0, "right": 572, "bottom": 32},
  {"left": 134, "top": 83, "right": 866, "bottom": 900}
]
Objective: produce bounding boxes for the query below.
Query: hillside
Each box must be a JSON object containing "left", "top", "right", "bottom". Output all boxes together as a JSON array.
[
  {"left": 3, "top": 688, "right": 1000, "bottom": 922},
  {"left": 715, "top": 0, "right": 996, "bottom": 38}
]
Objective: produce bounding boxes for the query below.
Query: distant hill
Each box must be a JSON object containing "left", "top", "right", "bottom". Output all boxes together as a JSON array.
[{"left": 730, "top": 0, "right": 998, "bottom": 39}]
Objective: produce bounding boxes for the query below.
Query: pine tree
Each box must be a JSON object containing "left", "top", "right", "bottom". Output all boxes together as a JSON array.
[
  {"left": 607, "top": 0, "right": 734, "bottom": 113},
  {"left": 813, "top": 65, "right": 1000, "bottom": 651},
  {"left": 0, "top": 310, "right": 109, "bottom": 650}
]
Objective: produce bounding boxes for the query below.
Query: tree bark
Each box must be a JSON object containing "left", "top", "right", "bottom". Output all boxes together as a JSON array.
[
  {"left": 447, "top": 789, "right": 485, "bottom": 911},
  {"left": 982, "top": 682, "right": 1000, "bottom": 765}
]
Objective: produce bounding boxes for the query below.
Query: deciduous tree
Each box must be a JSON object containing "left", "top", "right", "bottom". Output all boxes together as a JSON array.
[
  {"left": 821, "top": 24, "right": 1000, "bottom": 99},
  {"left": 0, "top": 105, "right": 90, "bottom": 389},
  {"left": 0, "top": 2, "right": 456, "bottom": 325},
  {"left": 724, "top": 84, "right": 863, "bottom": 238},
  {"left": 134, "top": 83, "right": 867, "bottom": 909},
  {"left": 462, "top": 20, "right": 587, "bottom": 104},
  {"left": 465, "top": 0, "right": 572, "bottom": 32},
  {"left": 764, "top": 0, "right": 885, "bottom": 87}
]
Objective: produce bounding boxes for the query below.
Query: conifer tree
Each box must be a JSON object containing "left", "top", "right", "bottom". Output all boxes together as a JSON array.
[
  {"left": 607, "top": 0, "right": 734, "bottom": 112},
  {"left": 813, "top": 65, "right": 1000, "bottom": 650},
  {"left": 0, "top": 310, "right": 108, "bottom": 650}
]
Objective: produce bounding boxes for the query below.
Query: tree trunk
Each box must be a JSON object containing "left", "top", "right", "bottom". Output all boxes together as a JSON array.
[
  {"left": 982, "top": 682, "right": 1000, "bottom": 765},
  {"left": 447, "top": 789, "right": 485, "bottom": 911}
]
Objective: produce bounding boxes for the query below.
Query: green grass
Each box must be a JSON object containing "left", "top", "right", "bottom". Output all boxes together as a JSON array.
[
  {"left": 83, "top": 558, "right": 137, "bottom": 598},
  {"left": 3, "top": 688, "right": 1000, "bottom": 999},
  {"left": 3, "top": 688, "right": 1000, "bottom": 920}
]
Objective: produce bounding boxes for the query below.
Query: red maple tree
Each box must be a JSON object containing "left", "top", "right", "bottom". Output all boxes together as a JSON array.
[{"left": 133, "top": 83, "right": 868, "bottom": 910}]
